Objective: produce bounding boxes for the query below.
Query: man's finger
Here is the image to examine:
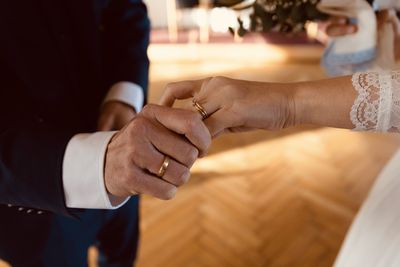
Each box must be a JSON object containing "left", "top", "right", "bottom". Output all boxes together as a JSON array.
[
  {"left": 135, "top": 145, "right": 190, "bottom": 187},
  {"left": 159, "top": 80, "right": 204, "bottom": 107},
  {"left": 130, "top": 166, "right": 178, "bottom": 200},
  {"left": 326, "top": 24, "right": 357, "bottom": 37},
  {"left": 148, "top": 123, "right": 198, "bottom": 168},
  {"left": 141, "top": 104, "right": 211, "bottom": 155}
]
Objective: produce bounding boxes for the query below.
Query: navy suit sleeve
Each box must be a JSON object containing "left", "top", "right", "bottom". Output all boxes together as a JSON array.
[
  {"left": 102, "top": 0, "right": 150, "bottom": 99},
  {"left": 0, "top": 118, "right": 74, "bottom": 216}
]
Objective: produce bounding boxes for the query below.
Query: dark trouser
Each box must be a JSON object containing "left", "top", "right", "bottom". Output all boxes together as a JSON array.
[{"left": 0, "top": 197, "right": 140, "bottom": 267}]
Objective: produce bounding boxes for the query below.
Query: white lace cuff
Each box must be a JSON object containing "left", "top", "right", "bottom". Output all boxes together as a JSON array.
[{"left": 350, "top": 70, "right": 400, "bottom": 132}]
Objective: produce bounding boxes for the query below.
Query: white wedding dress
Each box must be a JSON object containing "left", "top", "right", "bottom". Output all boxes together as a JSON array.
[
  {"left": 311, "top": 0, "right": 400, "bottom": 264},
  {"left": 334, "top": 70, "right": 400, "bottom": 267}
]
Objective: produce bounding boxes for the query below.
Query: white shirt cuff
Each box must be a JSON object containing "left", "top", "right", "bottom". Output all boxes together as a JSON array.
[
  {"left": 104, "top": 82, "right": 144, "bottom": 113},
  {"left": 62, "top": 132, "right": 130, "bottom": 209}
]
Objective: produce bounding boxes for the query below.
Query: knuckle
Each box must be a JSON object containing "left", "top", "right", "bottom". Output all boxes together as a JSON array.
[
  {"left": 126, "top": 168, "right": 144, "bottom": 192},
  {"left": 129, "top": 117, "right": 148, "bottom": 135},
  {"left": 164, "top": 83, "right": 174, "bottom": 93},
  {"left": 171, "top": 167, "right": 190, "bottom": 187},
  {"left": 139, "top": 155, "right": 160, "bottom": 177},
  {"left": 184, "top": 115, "right": 198, "bottom": 131},
  {"left": 178, "top": 169, "right": 190, "bottom": 186},
  {"left": 211, "top": 76, "right": 226, "bottom": 84},
  {"left": 211, "top": 76, "right": 222, "bottom": 82},
  {"left": 122, "top": 172, "right": 136, "bottom": 191},
  {"left": 188, "top": 111, "right": 201, "bottom": 122},
  {"left": 204, "top": 136, "right": 212, "bottom": 151},
  {"left": 141, "top": 104, "right": 151, "bottom": 113},
  {"left": 128, "top": 151, "right": 140, "bottom": 167},
  {"left": 160, "top": 186, "right": 177, "bottom": 200},
  {"left": 148, "top": 158, "right": 161, "bottom": 174},
  {"left": 202, "top": 77, "right": 213, "bottom": 86},
  {"left": 140, "top": 104, "right": 155, "bottom": 117},
  {"left": 184, "top": 147, "right": 198, "bottom": 166}
]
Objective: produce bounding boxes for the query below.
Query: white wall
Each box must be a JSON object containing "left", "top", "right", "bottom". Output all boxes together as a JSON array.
[{"left": 144, "top": 0, "right": 169, "bottom": 28}]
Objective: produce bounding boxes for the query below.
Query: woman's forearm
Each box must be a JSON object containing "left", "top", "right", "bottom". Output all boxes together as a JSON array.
[
  {"left": 162, "top": 70, "right": 400, "bottom": 135},
  {"left": 292, "top": 76, "right": 357, "bottom": 129}
]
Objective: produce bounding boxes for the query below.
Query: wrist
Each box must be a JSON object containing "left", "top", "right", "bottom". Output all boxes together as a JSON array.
[
  {"left": 247, "top": 81, "right": 299, "bottom": 130},
  {"left": 292, "top": 81, "right": 315, "bottom": 126},
  {"left": 104, "top": 82, "right": 144, "bottom": 113},
  {"left": 292, "top": 77, "right": 357, "bottom": 129},
  {"left": 103, "top": 100, "right": 137, "bottom": 114}
]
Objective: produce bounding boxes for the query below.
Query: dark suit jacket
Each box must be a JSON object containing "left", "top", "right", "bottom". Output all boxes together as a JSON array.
[{"left": 0, "top": 0, "right": 150, "bottom": 216}]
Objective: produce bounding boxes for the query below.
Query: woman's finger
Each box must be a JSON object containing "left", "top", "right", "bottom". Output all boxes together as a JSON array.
[
  {"left": 160, "top": 80, "right": 205, "bottom": 107},
  {"left": 204, "top": 109, "right": 242, "bottom": 138},
  {"left": 377, "top": 10, "right": 399, "bottom": 34},
  {"left": 191, "top": 97, "right": 221, "bottom": 121},
  {"left": 326, "top": 24, "right": 357, "bottom": 37},
  {"left": 329, "top": 16, "right": 348, "bottom": 25}
]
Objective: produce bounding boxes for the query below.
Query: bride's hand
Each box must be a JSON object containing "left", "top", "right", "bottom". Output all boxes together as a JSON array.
[{"left": 159, "top": 76, "right": 296, "bottom": 137}]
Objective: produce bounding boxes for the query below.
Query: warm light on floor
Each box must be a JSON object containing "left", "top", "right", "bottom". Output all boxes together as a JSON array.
[
  {"left": 191, "top": 128, "right": 356, "bottom": 174},
  {"left": 147, "top": 43, "right": 322, "bottom": 66},
  {"left": 136, "top": 126, "right": 400, "bottom": 267}
]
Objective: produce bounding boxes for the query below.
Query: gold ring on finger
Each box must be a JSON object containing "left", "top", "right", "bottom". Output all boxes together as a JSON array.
[
  {"left": 158, "top": 156, "right": 170, "bottom": 178},
  {"left": 192, "top": 99, "right": 208, "bottom": 120}
]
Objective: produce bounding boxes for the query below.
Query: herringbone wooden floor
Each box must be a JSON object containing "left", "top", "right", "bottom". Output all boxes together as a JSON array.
[
  {"left": 135, "top": 44, "right": 400, "bottom": 267},
  {"left": 135, "top": 128, "right": 400, "bottom": 267},
  {"left": 2, "top": 44, "right": 400, "bottom": 267}
]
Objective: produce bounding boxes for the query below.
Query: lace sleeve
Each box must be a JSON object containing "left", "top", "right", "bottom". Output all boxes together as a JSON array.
[{"left": 350, "top": 70, "right": 400, "bottom": 132}]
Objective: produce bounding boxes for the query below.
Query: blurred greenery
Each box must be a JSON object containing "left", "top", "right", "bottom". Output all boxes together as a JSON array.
[{"left": 215, "top": 0, "right": 328, "bottom": 36}]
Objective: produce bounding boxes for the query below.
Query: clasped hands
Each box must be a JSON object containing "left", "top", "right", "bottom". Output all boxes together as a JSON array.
[{"left": 104, "top": 77, "right": 295, "bottom": 200}]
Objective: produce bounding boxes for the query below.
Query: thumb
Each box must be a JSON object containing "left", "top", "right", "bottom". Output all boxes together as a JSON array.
[{"left": 141, "top": 104, "right": 211, "bottom": 155}]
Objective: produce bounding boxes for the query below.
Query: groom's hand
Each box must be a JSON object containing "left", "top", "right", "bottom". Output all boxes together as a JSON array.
[{"left": 104, "top": 104, "right": 211, "bottom": 200}]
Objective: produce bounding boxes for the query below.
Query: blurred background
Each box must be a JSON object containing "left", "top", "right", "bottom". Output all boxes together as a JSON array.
[
  {"left": 2, "top": 1, "right": 399, "bottom": 267},
  {"left": 134, "top": 1, "right": 400, "bottom": 267},
  {"left": 135, "top": 1, "right": 400, "bottom": 267}
]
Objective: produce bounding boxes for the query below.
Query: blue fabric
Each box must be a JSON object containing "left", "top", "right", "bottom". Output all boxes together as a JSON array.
[
  {"left": 0, "top": 0, "right": 149, "bottom": 266},
  {"left": 0, "top": 0, "right": 149, "bottom": 215},
  {"left": 0, "top": 197, "right": 140, "bottom": 267},
  {"left": 321, "top": 42, "right": 376, "bottom": 76}
]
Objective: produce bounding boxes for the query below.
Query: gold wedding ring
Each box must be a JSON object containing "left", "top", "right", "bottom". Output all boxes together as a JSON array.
[
  {"left": 192, "top": 99, "right": 208, "bottom": 120},
  {"left": 158, "top": 156, "right": 170, "bottom": 178}
]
